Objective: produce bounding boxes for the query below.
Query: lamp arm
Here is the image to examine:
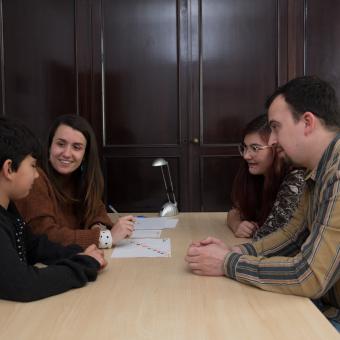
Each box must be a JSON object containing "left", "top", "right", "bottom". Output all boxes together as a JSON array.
[
  {"left": 166, "top": 163, "right": 177, "bottom": 204},
  {"left": 161, "top": 166, "right": 171, "bottom": 203}
]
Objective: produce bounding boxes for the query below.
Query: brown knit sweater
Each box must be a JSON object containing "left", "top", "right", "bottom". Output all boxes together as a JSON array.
[{"left": 15, "top": 168, "right": 113, "bottom": 249}]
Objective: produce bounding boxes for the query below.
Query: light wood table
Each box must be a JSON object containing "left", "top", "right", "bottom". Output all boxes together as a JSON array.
[{"left": 0, "top": 213, "right": 338, "bottom": 339}]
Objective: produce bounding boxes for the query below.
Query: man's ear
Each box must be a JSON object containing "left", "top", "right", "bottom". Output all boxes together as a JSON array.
[
  {"left": 302, "top": 112, "right": 316, "bottom": 136},
  {"left": 2, "top": 159, "right": 14, "bottom": 179}
]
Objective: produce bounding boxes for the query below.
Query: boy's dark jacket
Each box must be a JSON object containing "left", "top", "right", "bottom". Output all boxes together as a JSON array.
[{"left": 0, "top": 203, "right": 100, "bottom": 302}]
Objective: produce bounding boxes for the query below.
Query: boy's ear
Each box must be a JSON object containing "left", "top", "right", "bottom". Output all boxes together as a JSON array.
[{"left": 2, "top": 159, "right": 14, "bottom": 179}]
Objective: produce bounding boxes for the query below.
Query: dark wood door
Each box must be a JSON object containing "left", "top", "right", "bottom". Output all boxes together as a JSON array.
[
  {"left": 3, "top": 0, "right": 340, "bottom": 213},
  {"left": 98, "top": 0, "right": 188, "bottom": 212},
  {"left": 0, "top": 0, "right": 79, "bottom": 138},
  {"left": 304, "top": 0, "right": 340, "bottom": 94},
  {"left": 189, "top": 0, "right": 289, "bottom": 211},
  {"left": 98, "top": 0, "right": 290, "bottom": 212}
]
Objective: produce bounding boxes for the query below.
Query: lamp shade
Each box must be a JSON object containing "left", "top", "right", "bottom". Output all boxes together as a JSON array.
[
  {"left": 152, "top": 158, "right": 168, "bottom": 167},
  {"left": 152, "top": 157, "right": 179, "bottom": 217},
  {"left": 160, "top": 202, "right": 178, "bottom": 217}
]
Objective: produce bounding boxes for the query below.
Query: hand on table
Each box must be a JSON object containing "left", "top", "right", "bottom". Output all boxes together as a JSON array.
[
  {"left": 83, "top": 244, "right": 107, "bottom": 269},
  {"left": 190, "top": 236, "right": 229, "bottom": 249},
  {"left": 185, "top": 237, "right": 231, "bottom": 276},
  {"left": 111, "top": 215, "right": 135, "bottom": 244},
  {"left": 234, "top": 220, "right": 258, "bottom": 238}
]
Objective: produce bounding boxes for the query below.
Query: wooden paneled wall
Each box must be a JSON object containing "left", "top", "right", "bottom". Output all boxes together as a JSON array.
[{"left": 0, "top": 0, "right": 339, "bottom": 212}]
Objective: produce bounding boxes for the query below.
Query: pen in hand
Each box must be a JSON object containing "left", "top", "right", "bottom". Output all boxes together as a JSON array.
[
  {"left": 108, "top": 204, "right": 136, "bottom": 234},
  {"left": 108, "top": 204, "right": 120, "bottom": 216}
]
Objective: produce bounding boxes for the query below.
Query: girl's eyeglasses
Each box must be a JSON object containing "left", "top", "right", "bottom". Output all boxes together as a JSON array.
[{"left": 238, "top": 143, "right": 273, "bottom": 156}]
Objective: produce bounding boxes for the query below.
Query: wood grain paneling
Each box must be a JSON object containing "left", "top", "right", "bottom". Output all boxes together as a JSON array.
[
  {"left": 305, "top": 0, "right": 340, "bottom": 95},
  {"left": 4, "top": 0, "right": 337, "bottom": 213},
  {"left": 189, "top": 0, "right": 288, "bottom": 211},
  {"left": 201, "top": 155, "right": 241, "bottom": 211},
  {"left": 99, "top": 0, "right": 186, "bottom": 212},
  {"left": 201, "top": 0, "right": 279, "bottom": 144},
  {"left": 102, "top": 0, "right": 179, "bottom": 146},
  {"left": 2, "top": 0, "right": 77, "bottom": 139}
]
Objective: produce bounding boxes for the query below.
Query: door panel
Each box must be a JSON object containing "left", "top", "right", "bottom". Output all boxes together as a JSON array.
[
  {"left": 201, "top": 0, "right": 278, "bottom": 144},
  {"left": 0, "top": 0, "right": 318, "bottom": 214},
  {"left": 305, "top": 0, "right": 340, "bottom": 94},
  {"left": 1, "top": 0, "right": 77, "bottom": 139},
  {"left": 101, "top": 0, "right": 186, "bottom": 211},
  {"left": 103, "top": 0, "right": 179, "bottom": 146},
  {"left": 201, "top": 155, "right": 240, "bottom": 211},
  {"left": 189, "top": 0, "right": 287, "bottom": 211}
]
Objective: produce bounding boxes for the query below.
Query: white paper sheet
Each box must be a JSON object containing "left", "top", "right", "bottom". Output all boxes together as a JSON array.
[
  {"left": 134, "top": 217, "right": 178, "bottom": 230},
  {"left": 131, "top": 229, "right": 161, "bottom": 238},
  {"left": 111, "top": 238, "right": 171, "bottom": 258}
]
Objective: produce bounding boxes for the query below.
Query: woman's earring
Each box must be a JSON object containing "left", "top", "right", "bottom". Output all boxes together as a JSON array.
[{"left": 81, "top": 164, "right": 84, "bottom": 172}]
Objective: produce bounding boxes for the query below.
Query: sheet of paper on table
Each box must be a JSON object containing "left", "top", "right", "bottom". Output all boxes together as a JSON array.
[
  {"left": 131, "top": 229, "right": 161, "bottom": 238},
  {"left": 134, "top": 217, "right": 178, "bottom": 230},
  {"left": 111, "top": 238, "right": 171, "bottom": 258}
]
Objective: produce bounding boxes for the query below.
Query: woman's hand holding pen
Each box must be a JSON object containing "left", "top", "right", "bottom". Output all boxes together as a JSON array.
[{"left": 111, "top": 215, "right": 135, "bottom": 244}]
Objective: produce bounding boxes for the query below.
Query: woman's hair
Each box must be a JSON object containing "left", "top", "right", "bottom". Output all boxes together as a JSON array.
[
  {"left": 231, "top": 114, "right": 288, "bottom": 225},
  {"left": 43, "top": 114, "right": 104, "bottom": 225}
]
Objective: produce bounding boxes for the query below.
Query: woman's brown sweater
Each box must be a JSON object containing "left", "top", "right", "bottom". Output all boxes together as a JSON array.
[{"left": 15, "top": 168, "right": 113, "bottom": 249}]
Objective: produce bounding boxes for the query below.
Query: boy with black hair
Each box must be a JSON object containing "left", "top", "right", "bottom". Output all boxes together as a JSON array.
[{"left": 0, "top": 117, "right": 106, "bottom": 302}]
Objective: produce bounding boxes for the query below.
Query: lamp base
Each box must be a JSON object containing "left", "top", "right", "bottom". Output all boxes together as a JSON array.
[{"left": 159, "top": 202, "right": 179, "bottom": 217}]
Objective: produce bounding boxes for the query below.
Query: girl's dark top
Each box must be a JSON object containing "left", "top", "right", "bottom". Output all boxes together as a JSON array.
[
  {"left": 253, "top": 168, "right": 305, "bottom": 240},
  {"left": 0, "top": 203, "right": 100, "bottom": 302}
]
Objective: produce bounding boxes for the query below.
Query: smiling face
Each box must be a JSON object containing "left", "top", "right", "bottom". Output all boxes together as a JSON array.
[
  {"left": 242, "top": 132, "right": 274, "bottom": 176},
  {"left": 49, "top": 124, "right": 87, "bottom": 176}
]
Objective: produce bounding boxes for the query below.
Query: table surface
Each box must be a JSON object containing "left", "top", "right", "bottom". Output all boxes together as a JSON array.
[{"left": 0, "top": 212, "right": 339, "bottom": 340}]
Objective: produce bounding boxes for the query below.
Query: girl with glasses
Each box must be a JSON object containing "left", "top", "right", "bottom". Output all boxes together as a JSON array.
[{"left": 227, "top": 114, "right": 305, "bottom": 239}]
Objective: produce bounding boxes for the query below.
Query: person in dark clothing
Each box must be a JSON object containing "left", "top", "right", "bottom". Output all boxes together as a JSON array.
[{"left": 0, "top": 117, "right": 107, "bottom": 302}]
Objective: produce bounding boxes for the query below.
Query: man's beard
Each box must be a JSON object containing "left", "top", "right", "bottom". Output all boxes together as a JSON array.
[{"left": 280, "top": 151, "right": 302, "bottom": 167}]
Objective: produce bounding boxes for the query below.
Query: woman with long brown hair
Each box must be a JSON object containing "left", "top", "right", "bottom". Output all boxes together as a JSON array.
[
  {"left": 15, "top": 114, "right": 134, "bottom": 249},
  {"left": 227, "top": 114, "right": 305, "bottom": 239}
]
